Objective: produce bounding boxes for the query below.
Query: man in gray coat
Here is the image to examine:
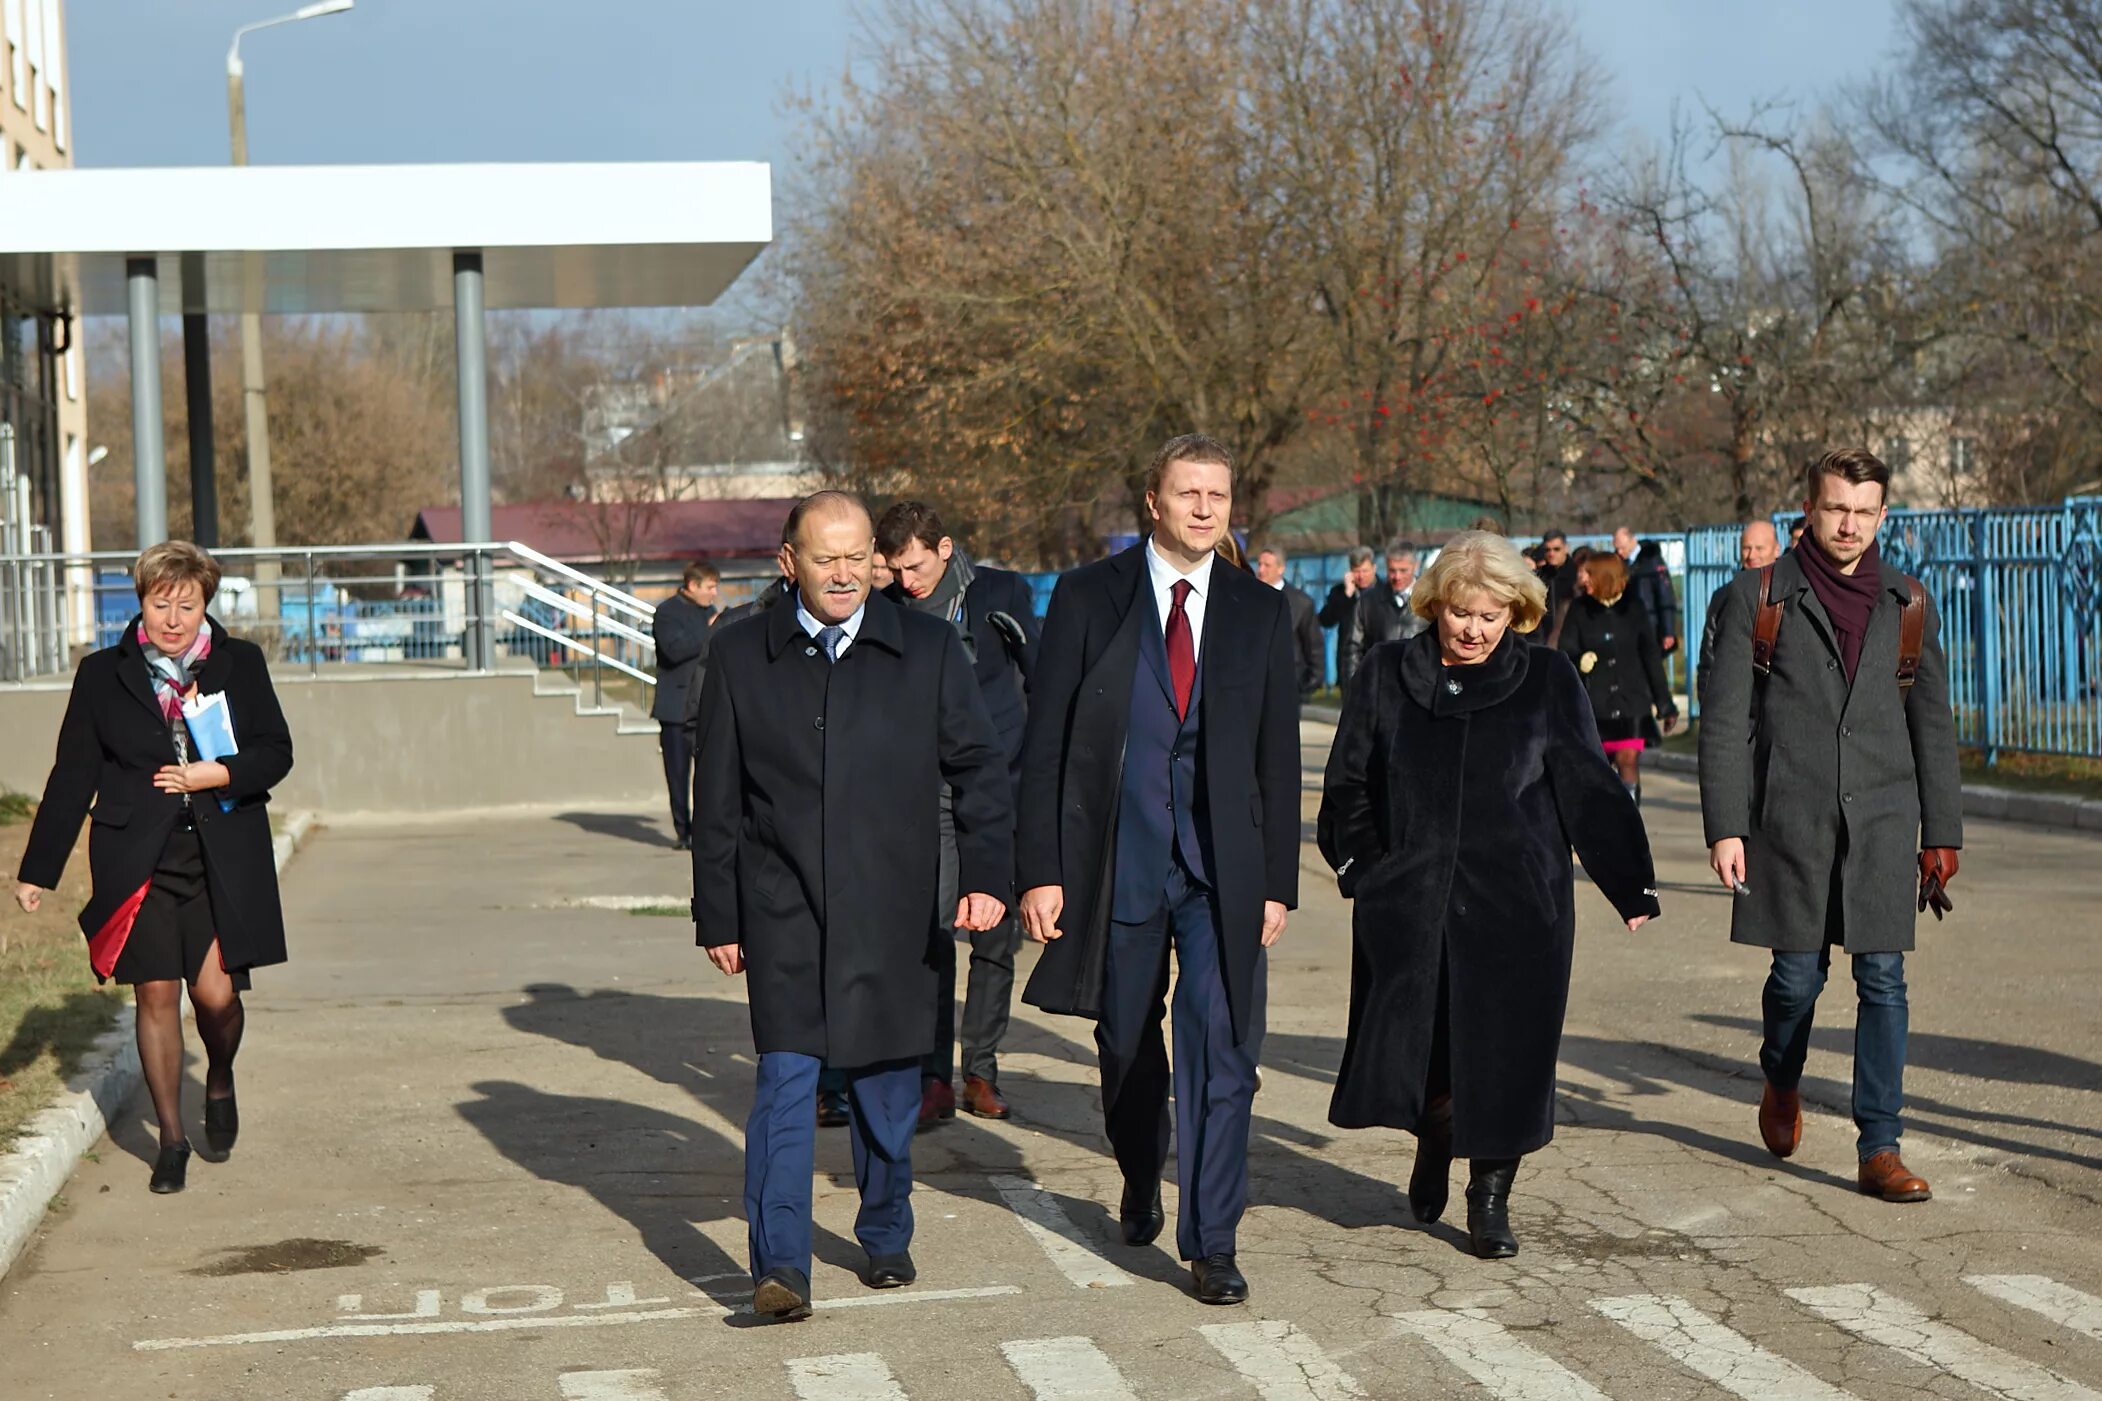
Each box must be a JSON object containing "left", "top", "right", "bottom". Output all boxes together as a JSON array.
[{"left": 1699, "top": 448, "right": 1962, "bottom": 1203}]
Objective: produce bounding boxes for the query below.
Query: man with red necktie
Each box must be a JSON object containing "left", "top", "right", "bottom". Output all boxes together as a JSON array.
[{"left": 1017, "top": 433, "right": 1300, "bottom": 1306}]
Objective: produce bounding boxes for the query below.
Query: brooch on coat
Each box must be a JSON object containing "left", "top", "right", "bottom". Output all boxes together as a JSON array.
[{"left": 1579, "top": 651, "right": 1598, "bottom": 674}]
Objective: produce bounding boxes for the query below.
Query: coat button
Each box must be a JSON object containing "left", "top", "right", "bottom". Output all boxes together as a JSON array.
[
  {"left": 805, "top": 646, "right": 819, "bottom": 657},
  {"left": 1843, "top": 792, "right": 1853, "bottom": 803},
  {"left": 1842, "top": 725, "right": 1853, "bottom": 737},
  {"left": 1827, "top": 659, "right": 1838, "bottom": 670},
  {"left": 814, "top": 717, "right": 825, "bottom": 730}
]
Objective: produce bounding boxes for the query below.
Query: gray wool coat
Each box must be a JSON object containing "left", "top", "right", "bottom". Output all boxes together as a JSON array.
[{"left": 1698, "top": 550, "right": 1963, "bottom": 954}]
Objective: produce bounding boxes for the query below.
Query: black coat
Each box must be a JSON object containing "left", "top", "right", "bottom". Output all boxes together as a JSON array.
[
  {"left": 1317, "top": 631, "right": 1659, "bottom": 1159},
  {"left": 883, "top": 563, "right": 1042, "bottom": 767},
  {"left": 650, "top": 592, "right": 717, "bottom": 724},
  {"left": 1556, "top": 593, "right": 1676, "bottom": 743},
  {"left": 1321, "top": 582, "right": 1417, "bottom": 690},
  {"left": 691, "top": 590, "right": 1015, "bottom": 1068},
  {"left": 18, "top": 618, "right": 295, "bottom": 975},
  {"left": 1280, "top": 583, "right": 1324, "bottom": 697},
  {"left": 1018, "top": 544, "right": 1300, "bottom": 1043},
  {"left": 1626, "top": 539, "right": 1681, "bottom": 646}
]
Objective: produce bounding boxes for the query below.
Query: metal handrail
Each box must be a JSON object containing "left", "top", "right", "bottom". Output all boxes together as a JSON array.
[{"left": 500, "top": 610, "right": 655, "bottom": 685}]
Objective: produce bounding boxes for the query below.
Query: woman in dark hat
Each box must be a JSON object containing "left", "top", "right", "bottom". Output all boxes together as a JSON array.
[{"left": 11, "top": 542, "right": 294, "bottom": 1193}]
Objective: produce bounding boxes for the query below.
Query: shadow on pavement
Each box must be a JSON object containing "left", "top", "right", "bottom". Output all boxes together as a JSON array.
[{"left": 552, "top": 811, "right": 678, "bottom": 849}]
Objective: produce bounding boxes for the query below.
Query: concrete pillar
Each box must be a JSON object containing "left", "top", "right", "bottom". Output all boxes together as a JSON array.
[
  {"left": 453, "top": 250, "right": 494, "bottom": 670},
  {"left": 126, "top": 257, "right": 168, "bottom": 548}
]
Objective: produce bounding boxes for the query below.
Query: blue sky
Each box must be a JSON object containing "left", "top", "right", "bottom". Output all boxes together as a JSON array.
[{"left": 67, "top": 1, "right": 1898, "bottom": 171}]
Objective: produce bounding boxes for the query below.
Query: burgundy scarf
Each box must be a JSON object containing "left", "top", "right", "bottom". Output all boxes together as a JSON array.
[{"left": 1796, "top": 534, "right": 1883, "bottom": 682}]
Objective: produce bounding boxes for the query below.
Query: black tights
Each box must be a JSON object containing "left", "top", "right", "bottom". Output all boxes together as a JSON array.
[{"left": 134, "top": 952, "right": 244, "bottom": 1149}]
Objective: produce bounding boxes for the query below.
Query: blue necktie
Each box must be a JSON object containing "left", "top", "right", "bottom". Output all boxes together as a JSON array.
[{"left": 818, "top": 624, "right": 845, "bottom": 662}]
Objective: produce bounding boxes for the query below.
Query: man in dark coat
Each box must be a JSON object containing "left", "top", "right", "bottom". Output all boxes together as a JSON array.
[
  {"left": 692, "top": 491, "right": 1015, "bottom": 1320},
  {"left": 1018, "top": 433, "right": 1299, "bottom": 1307},
  {"left": 876, "top": 500, "right": 1042, "bottom": 1125},
  {"left": 1700, "top": 448, "right": 1963, "bottom": 1203},
  {"left": 1613, "top": 525, "right": 1681, "bottom": 655},
  {"left": 1317, "top": 546, "right": 1378, "bottom": 689},
  {"left": 1253, "top": 546, "right": 1325, "bottom": 698},
  {"left": 649, "top": 561, "right": 720, "bottom": 850}
]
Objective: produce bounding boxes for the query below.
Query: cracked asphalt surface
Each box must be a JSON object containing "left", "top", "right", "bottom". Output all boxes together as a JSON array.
[{"left": 2, "top": 722, "right": 2098, "bottom": 1399}]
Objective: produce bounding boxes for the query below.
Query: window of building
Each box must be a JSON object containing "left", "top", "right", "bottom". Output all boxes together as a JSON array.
[
  {"left": 40, "top": 0, "right": 60, "bottom": 150},
  {"left": 1951, "top": 436, "right": 1977, "bottom": 480},
  {"left": 1882, "top": 436, "right": 1912, "bottom": 479},
  {"left": 65, "top": 341, "right": 79, "bottom": 401},
  {"left": 4, "top": 0, "right": 24, "bottom": 109},
  {"left": 21, "top": 0, "right": 40, "bottom": 132}
]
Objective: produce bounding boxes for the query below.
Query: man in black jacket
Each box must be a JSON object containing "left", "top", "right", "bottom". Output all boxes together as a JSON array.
[
  {"left": 693, "top": 491, "right": 1013, "bottom": 1319},
  {"left": 1613, "top": 525, "right": 1680, "bottom": 655},
  {"left": 1018, "top": 433, "right": 1299, "bottom": 1306},
  {"left": 650, "top": 560, "right": 720, "bottom": 851},
  {"left": 1317, "top": 547, "right": 1377, "bottom": 689},
  {"left": 877, "top": 502, "right": 1041, "bottom": 1127},
  {"left": 1254, "top": 546, "right": 1324, "bottom": 698}
]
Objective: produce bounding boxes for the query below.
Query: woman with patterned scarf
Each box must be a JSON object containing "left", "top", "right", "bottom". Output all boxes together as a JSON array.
[{"left": 12, "top": 542, "right": 294, "bottom": 1193}]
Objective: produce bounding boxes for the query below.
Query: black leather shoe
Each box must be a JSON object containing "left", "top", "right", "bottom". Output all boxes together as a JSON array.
[
  {"left": 751, "top": 1267, "right": 812, "bottom": 1321},
  {"left": 149, "top": 1142, "right": 192, "bottom": 1195},
  {"left": 863, "top": 1251, "right": 916, "bottom": 1289},
  {"left": 1409, "top": 1096, "right": 1453, "bottom": 1224},
  {"left": 1191, "top": 1253, "right": 1249, "bottom": 1305},
  {"left": 1119, "top": 1180, "right": 1165, "bottom": 1246},
  {"left": 1465, "top": 1159, "right": 1520, "bottom": 1260},
  {"left": 815, "top": 1090, "right": 849, "bottom": 1129},
  {"left": 204, "top": 1092, "right": 239, "bottom": 1156}
]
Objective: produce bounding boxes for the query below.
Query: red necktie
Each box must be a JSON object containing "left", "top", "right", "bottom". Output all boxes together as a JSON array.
[{"left": 1166, "top": 579, "right": 1195, "bottom": 719}]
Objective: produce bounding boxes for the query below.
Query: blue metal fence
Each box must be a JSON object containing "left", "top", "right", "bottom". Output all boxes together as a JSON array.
[{"left": 1023, "top": 497, "right": 2102, "bottom": 760}]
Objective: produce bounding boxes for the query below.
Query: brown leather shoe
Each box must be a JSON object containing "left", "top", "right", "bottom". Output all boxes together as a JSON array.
[
  {"left": 916, "top": 1077, "right": 956, "bottom": 1132},
  {"left": 1758, "top": 1082, "right": 1802, "bottom": 1159},
  {"left": 960, "top": 1075, "right": 1011, "bottom": 1120},
  {"left": 1858, "top": 1151, "right": 1932, "bottom": 1202}
]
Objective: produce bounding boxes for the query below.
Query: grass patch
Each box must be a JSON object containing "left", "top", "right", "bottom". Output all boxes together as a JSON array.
[
  {"left": 0, "top": 790, "right": 34, "bottom": 826},
  {"left": 0, "top": 810, "right": 124, "bottom": 1149}
]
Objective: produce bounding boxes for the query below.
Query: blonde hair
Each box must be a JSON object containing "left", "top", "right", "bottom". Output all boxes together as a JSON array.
[
  {"left": 133, "top": 541, "right": 222, "bottom": 604},
  {"left": 1412, "top": 530, "right": 1549, "bottom": 633}
]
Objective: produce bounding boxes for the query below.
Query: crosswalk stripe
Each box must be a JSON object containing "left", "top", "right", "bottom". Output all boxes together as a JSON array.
[
  {"left": 1392, "top": 1309, "right": 1610, "bottom": 1400},
  {"left": 1001, "top": 1336, "right": 1140, "bottom": 1400},
  {"left": 1788, "top": 1283, "right": 2102, "bottom": 1401},
  {"left": 787, "top": 1352, "right": 910, "bottom": 1401},
  {"left": 988, "top": 1174, "right": 1135, "bottom": 1290},
  {"left": 1198, "top": 1320, "right": 1369, "bottom": 1400},
  {"left": 1966, "top": 1274, "right": 2102, "bottom": 1343},
  {"left": 343, "top": 1391, "right": 433, "bottom": 1401},
  {"left": 1591, "top": 1294, "right": 1855, "bottom": 1399},
  {"left": 559, "top": 1369, "right": 670, "bottom": 1400}
]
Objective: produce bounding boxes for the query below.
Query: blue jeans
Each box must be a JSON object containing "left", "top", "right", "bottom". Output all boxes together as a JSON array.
[
  {"left": 1760, "top": 948, "right": 1908, "bottom": 1161},
  {"left": 744, "top": 1053, "right": 919, "bottom": 1282}
]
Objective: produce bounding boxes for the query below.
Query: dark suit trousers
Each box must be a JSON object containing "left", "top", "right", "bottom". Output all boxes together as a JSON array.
[
  {"left": 744, "top": 1052, "right": 919, "bottom": 1281},
  {"left": 659, "top": 721, "right": 695, "bottom": 842},
  {"left": 1097, "top": 860, "right": 1259, "bottom": 1261}
]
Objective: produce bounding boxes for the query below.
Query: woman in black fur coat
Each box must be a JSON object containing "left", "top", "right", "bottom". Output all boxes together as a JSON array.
[{"left": 1317, "top": 531, "right": 1659, "bottom": 1259}]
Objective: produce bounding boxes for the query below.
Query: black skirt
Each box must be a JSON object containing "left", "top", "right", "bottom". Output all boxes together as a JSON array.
[{"left": 110, "top": 825, "right": 252, "bottom": 989}]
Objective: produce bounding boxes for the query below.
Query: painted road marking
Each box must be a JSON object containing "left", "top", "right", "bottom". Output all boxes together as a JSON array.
[
  {"left": 343, "top": 1391, "right": 433, "bottom": 1401},
  {"left": 1392, "top": 1309, "right": 1611, "bottom": 1401},
  {"left": 1000, "top": 1336, "right": 1139, "bottom": 1400},
  {"left": 1198, "top": 1320, "right": 1369, "bottom": 1400},
  {"left": 558, "top": 1371, "right": 670, "bottom": 1400},
  {"left": 134, "top": 1286, "right": 1023, "bottom": 1351},
  {"left": 787, "top": 1352, "right": 909, "bottom": 1401},
  {"left": 988, "top": 1174, "right": 1134, "bottom": 1290},
  {"left": 1966, "top": 1274, "right": 2102, "bottom": 1343},
  {"left": 1592, "top": 1294, "right": 1855, "bottom": 1400},
  {"left": 1789, "top": 1283, "right": 2102, "bottom": 1401}
]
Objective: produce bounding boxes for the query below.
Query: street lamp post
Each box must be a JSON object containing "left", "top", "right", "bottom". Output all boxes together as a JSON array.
[{"left": 227, "top": 0, "right": 353, "bottom": 623}]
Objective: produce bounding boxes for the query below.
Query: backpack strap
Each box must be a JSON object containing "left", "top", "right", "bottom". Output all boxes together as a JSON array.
[
  {"left": 1751, "top": 565, "right": 1784, "bottom": 675},
  {"left": 1896, "top": 576, "right": 1926, "bottom": 690}
]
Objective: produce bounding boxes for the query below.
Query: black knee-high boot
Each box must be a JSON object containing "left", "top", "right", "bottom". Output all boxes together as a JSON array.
[
  {"left": 1465, "top": 1158, "right": 1520, "bottom": 1259},
  {"left": 1409, "top": 1096, "right": 1454, "bottom": 1224}
]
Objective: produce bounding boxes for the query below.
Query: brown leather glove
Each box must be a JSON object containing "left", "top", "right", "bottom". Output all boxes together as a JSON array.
[{"left": 1918, "top": 848, "right": 1959, "bottom": 920}]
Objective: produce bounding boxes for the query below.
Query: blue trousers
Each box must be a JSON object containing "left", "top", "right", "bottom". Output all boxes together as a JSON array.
[
  {"left": 1760, "top": 948, "right": 1908, "bottom": 1161},
  {"left": 744, "top": 1053, "right": 919, "bottom": 1282},
  {"left": 1097, "top": 863, "right": 1260, "bottom": 1260}
]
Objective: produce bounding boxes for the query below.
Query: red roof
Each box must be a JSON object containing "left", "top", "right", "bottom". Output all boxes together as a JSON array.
[{"left": 411, "top": 498, "right": 797, "bottom": 563}]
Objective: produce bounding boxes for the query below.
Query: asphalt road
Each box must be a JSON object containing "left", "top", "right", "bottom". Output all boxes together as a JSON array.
[{"left": 3, "top": 723, "right": 2100, "bottom": 1400}]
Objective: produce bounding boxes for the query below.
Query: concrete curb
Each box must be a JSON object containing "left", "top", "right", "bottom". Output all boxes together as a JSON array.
[
  {"left": 0, "top": 810, "right": 319, "bottom": 1282},
  {"left": 1304, "top": 704, "right": 2101, "bottom": 835}
]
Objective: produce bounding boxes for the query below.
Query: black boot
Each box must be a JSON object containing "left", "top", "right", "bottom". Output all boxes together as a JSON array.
[
  {"left": 1465, "top": 1158, "right": 1520, "bottom": 1259},
  {"left": 1408, "top": 1096, "right": 1454, "bottom": 1224},
  {"left": 149, "top": 1141, "right": 192, "bottom": 1195}
]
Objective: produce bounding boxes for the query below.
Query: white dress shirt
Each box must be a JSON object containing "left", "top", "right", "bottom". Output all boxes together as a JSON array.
[
  {"left": 794, "top": 596, "right": 867, "bottom": 658},
  {"left": 1145, "top": 536, "right": 1215, "bottom": 662}
]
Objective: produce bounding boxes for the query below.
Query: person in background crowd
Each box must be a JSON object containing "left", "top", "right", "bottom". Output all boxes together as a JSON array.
[
  {"left": 1254, "top": 546, "right": 1325, "bottom": 699},
  {"left": 651, "top": 560, "right": 721, "bottom": 851},
  {"left": 1788, "top": 517, "right": 1808, "bottom": 550},
  {"left": 1318, "top": 547, "right": 1378, "bottom": 689},
  {"left": 1546, "top": 544, "right": 1591, "bottom": 648},
  {"left": 872, "top": 551, "right": 896, "bottom": 592},
  {"left": 1740, "top": 520, "right": 1781, "bottom": 572},
  {"left": 1215, "top": 532, "right": 1249, "bottom": 570},
  {"left": 1558, "top": 552, "right": 1678, "bottom": 806},
  {"left": 1381, "top": 547, "right": 1430, "bottom": 645},
  {"left": 877, "top": 501, "right": 1042, "bottom": 1127},
  {"left": 1700, "top": 448, "right": 1962, "bottom": 1204},
  {"left": 13, "top": 542, "right": 295, "bottom": 1194},
  {"left": 692, "top": 491, "right": 1014, "bottom": 1320},
  {"left": 1534, "top": 530, "right": 1575, "bottom": 612},
  {"left": 1613, "top": 525, "right": 1680, "bottom": 657},
  {"left": 1320, "top": 531, "right": 1657, "bottom": 1260}
]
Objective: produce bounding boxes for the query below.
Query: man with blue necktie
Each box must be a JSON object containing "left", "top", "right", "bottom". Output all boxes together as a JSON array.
[{"left": 1017, "top": 433, "right": 1300, "bottom": 1306}]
